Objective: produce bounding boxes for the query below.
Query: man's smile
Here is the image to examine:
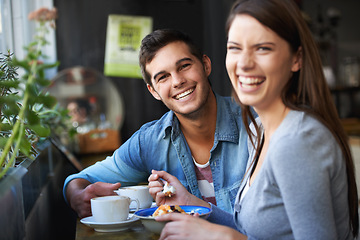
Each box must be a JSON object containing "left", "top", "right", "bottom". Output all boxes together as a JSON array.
[{"left": 174, "top": 88, "right": 195, "bottom": 100}]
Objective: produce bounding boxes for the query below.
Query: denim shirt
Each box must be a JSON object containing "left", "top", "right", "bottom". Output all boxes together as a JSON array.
[{"left": 63, "top": 94, "right": 249, "bottom": 213}]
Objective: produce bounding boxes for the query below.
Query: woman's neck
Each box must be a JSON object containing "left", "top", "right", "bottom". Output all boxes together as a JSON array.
[{"left": 256, "top": 103, "right": 290, "bottom": 140}]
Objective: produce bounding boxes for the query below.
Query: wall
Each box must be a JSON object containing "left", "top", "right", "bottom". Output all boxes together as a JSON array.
[
  {"left": 302, "top": 0, "right": 360, "bottom": 65},
  {"left": 301, "top": 0, "right": 360, "bottom": 118}
]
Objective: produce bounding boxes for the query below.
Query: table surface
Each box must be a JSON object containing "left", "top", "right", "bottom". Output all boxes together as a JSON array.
[{"left": 76, "top": 218, "right": 160, "bottom": 240}]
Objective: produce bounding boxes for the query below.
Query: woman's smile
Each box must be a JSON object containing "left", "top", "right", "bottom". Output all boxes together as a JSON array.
[{"left": 238, "top": 75, "right": 266, "bottom": 90}]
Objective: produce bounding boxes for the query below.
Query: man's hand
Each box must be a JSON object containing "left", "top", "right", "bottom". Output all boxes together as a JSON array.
[
  {"left": 66, "top": 179, "right": 121, "bottom": 218},
  {"left": 148, "top": 170, "right": 209, "bottom": 208}
]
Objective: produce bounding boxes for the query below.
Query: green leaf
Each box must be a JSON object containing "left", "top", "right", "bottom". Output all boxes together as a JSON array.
[
  {"left": 2, "top": 107, "right": 20, "bottom": 117},
  {"left": 25, "top": 109, "right": 40, "bottom": 125},
  {"left": 35, "top": 77, "right": 51, "bottom": 87},
  {"left": 12, "top": 58, "right": 31, "bottom": 72},
  {"left": 25, "top": 83, "right": 39, "bottom": 98},
  {"left": 37, "top": 68, "right": 45, "bottom": 79},
  {"left": 0, "top": 95, "right": 21, "bottom": 104},
  {"left": 27, "top": 41, "right": 38, "bottom": 48},
  {"left": 36, "top": 95, "right": 57, "bottom": 108},
  {"left": 0, "top": 137, "right": 9, "bottom": 148},
  {"left": 38, "top": 61, "right": 59, "bottom": 71},
  {"left": 0, "top": 123, "right": 13, "bottom": 131},
  {"left": 28, "top": 124, "right": 50, "bottom": 137},
  {"left": 0, "top": 80, "right": 20, "bottom": 88},
  {"left": 19, "top": 136, "right": 32, "bottom": 157}
]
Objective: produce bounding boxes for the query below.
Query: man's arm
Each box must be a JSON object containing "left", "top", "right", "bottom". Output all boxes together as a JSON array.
[
  {"left": 63, "top": 121, "right": 168, "bottom": 217},
  {"left": 66, "top": 178, "right": 121, "bottom": 218}
]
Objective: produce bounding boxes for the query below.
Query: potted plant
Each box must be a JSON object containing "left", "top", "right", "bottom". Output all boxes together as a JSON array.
[
  {"left": 0, "top": 7, "right": 78, "bottom": 239},
  {"left": 0, "top": 7, "right": 60, "bottom": 178}
]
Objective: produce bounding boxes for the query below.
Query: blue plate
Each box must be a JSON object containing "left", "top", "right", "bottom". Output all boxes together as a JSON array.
[
  {"left": 134, "top": 205, "right": 212, "bottom": 219},
  {"left": 134, "top": 205, "right": 212, "bottom": 234}
]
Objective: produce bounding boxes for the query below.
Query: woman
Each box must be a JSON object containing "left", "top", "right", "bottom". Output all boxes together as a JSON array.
[{"left": 148, "top": 0, "right": 359, "bottom": 239}]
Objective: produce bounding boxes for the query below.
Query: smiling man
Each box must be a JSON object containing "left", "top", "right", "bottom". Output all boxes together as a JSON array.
[{"left": 63, "top": 29, "right": 249, "bottom": 219}]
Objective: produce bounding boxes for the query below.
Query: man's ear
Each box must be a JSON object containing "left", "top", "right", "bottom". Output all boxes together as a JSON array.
[
  {"left": 147, "top": 84, "right": 161, "bottom": 100},
  {"left": 202, "top": 55, "right": 212, "bottom": 77},
  {"left": 291, "top": 47, "right": 302, "bottom": 72}
]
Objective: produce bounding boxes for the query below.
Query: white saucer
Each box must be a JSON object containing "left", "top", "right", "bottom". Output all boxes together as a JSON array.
[{"left": 80, "top": 214, "right": 139, "bottom": 232}]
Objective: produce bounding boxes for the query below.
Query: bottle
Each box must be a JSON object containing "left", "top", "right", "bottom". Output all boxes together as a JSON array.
[{"left": 98, "top": 113, "right": 112, "bottom": 129}]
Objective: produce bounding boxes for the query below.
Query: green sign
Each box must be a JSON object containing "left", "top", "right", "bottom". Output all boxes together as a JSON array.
[{"left": 104, "top": 15, "right": 153, "bottom": 79}]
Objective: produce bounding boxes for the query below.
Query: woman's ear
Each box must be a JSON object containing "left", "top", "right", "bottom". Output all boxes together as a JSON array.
[
  {"left": 147, "top": 84, "right": 161, "bottom": 101},
  {"left": 291, "top": 47, "right": 302, "bottom": 72}
]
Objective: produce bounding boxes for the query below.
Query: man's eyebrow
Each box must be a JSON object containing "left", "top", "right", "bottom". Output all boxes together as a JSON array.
[
  {"left": 153, "top": 57, "right": 194, "bottom": 81},
  {"left": 176, "top": 57, "right": 193, "bottom": 66}
]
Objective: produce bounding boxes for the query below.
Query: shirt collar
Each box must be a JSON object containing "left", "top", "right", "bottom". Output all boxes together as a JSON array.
[
  {"left": 159, "top": 93, "right": 240, "bottom": 144},
  {"left": 214, "top": 93, "right": 239, "bottom": 144}
]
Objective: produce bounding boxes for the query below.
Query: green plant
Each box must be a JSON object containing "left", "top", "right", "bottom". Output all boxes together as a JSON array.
[{"left": 0, "top": 7, "right": 68, "bottom": 179}]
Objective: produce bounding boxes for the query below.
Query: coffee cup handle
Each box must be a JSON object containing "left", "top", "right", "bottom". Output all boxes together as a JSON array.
[{"left": 129, "top": 198, "right": 140, "bottom": 220}]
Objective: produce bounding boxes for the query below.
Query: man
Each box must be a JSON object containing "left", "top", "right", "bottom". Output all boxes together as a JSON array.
[{"left": 63, "top": 29, "right": 249, "bottom": 218}]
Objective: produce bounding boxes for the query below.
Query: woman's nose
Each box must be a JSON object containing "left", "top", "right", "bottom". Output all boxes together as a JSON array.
[{"left": 237, "top": 51, "right": 254, "bottom": 71}]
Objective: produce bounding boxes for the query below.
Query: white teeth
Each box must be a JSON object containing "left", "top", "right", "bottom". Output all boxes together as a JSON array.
[
  {"left": 238, "top": 76, "right": 264, "bottom": 89},
  {"left": 239, "top": 76, "right": 264, "bottom": 85},
  {"left": 241, "top": 83, "right": 258, "bottom": 89},
  {"left": 175, "top": 88, "right": 194, "bottom": 100}
]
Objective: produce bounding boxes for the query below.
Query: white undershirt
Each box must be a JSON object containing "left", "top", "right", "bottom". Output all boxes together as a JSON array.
[
  {"left": 192, "top": 157, "right": 216, "bottom": 204},
  {"left": 240, "top": 177, "right": 250, "bottom": 202}
]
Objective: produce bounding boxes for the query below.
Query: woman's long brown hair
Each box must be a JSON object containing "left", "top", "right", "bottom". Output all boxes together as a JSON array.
[{"left": 227, "top": 0, "right": 358, "bottom": 236}]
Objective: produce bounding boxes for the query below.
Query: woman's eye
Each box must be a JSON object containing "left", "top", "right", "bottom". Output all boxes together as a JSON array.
[
  {"left": 227, "top": 46, "right": 240, "bottom": 51},
  {"left": 258, "top": 46, "right": 271, "bottom": 51}
]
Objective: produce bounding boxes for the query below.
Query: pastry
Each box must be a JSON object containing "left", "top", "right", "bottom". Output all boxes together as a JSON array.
[
  {"left": 152, "top": 204, "right": 186, "bottom": 217},
  {"left": 162, "top": 182, "right": 176, "bottom": 197}
]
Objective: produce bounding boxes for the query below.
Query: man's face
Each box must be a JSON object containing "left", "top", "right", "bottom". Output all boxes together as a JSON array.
[{"left": 146, "top": 41, "right": 212, "bottom": 117}]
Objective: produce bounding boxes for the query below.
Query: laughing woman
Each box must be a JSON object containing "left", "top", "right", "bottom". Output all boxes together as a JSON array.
[
  {"left": 149, "top": 0, "right": 359, "bottom": 239},
  {"left": 224, "top": 0, "right": 358, "bottom": 239}
]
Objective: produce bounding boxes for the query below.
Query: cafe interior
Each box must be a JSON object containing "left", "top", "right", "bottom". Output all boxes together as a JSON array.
[{"left": 1, "top": 0, "right": 360, "bottom": 239}]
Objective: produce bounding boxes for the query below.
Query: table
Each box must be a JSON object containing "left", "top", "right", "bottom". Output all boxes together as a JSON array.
[{"left": 76, "top": 218, "right": 160, "bottom": 240}]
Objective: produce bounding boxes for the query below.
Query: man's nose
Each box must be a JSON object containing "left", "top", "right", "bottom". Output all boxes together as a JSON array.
[{"left": 172, "top": 73, "right": 186, "bottom": 88}]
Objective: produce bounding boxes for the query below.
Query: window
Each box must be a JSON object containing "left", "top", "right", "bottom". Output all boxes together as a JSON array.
[
  {"left": 0, "top": 0, "right": 13, "bottom": 53},
  {"left": 0, "top": 0, "right": 56, "bottom": 78}
]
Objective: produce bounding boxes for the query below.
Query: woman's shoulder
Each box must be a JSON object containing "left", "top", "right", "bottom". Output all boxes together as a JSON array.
[
  {"left": 276, "top": 110, "right": 332, "bottom": 141},
  {"left": 268, "top": 110, "right": 341, "bottom": 165}
]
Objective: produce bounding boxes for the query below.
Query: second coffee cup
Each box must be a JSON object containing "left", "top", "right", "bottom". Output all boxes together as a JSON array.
[{"left": 115, "top": 185, "right": 153, "bottom": 209}]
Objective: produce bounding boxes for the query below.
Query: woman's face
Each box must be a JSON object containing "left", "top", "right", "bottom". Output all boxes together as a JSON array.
[{"left": 226, "top": 14, "right": 301, "bottom": 112}]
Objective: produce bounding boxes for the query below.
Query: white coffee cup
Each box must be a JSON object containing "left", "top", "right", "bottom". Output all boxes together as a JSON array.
[
  {"left": 115, "top": 185, "right": 153, "bottom": 209},
  {"left": 90, "top": 195, "right": 139, "bottom": 222}
]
